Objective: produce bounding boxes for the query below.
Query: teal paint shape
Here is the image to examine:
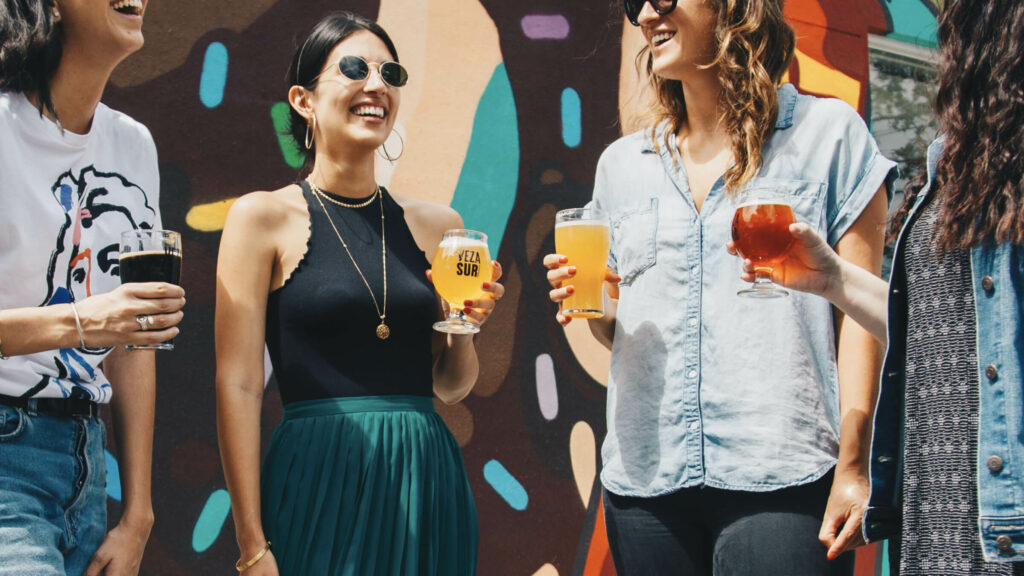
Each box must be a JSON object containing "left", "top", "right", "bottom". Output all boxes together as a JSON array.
[
  {"left": 561, "top": 87, "right": 581, "bottom": 148},
  {"left": 884, "top": 0, "right": 938, "bottom": 49},
  {"left": 199, "top": 42, "right": 228, "bottom": 108},
  {"left": 483, "top": 459, "right": 528, "bottom": 511},
  {"left": 104, "top": 450, "right": 121, "bottom": 501},
  {"left": 271, "top": 102, "right": 305, "bottom": 170},
  {"left": 450, "top": 63, "right": 519, "bottom": 257},
  {"left": 192, "top": 489, "right": 232, "bottom": 553}
]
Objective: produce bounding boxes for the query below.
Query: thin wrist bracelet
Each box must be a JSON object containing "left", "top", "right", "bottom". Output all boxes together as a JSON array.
[
  {"left": 235, "top": 541, "right": 271, "bottom": 572},
  {"left": 69, "top": 301, "right": 86, "bottom": 348}
]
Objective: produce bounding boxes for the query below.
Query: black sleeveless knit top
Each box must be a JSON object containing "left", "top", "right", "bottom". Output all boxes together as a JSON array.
[{"left": 265, "top": 182, "right": 438, "bottom": 404}]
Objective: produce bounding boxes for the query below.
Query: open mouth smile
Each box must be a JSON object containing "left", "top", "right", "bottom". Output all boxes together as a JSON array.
[
  {"left": 111, "top": 0, "right": 143, "bottom": 16},
  {"left": 351, "top": 105, "right": 386, "bottom": 119}
]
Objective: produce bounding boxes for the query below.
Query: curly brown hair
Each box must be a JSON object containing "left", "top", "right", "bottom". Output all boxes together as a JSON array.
[
  {"left": 889, "top": 0, "right": 1024, "bottom": 250},
  {"left": 637, "top": 0, "right": 795, "bottom": 193}
]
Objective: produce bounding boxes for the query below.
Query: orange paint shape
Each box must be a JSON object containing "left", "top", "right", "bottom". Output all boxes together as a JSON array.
[{"left": 583, "top": 498, "right": 616, "bottom": 576}]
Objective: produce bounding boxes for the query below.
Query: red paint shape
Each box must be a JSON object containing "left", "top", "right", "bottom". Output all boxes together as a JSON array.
[
  {"left": 854, "top": 542, "right": 878, "bottom": 576},
  {"left": 583, "top": 497, "right": 616, "bottom": 576}
]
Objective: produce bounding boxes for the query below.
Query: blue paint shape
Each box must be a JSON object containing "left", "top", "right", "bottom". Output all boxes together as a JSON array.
[
  {"left": 192, "top": 489, "right": 232, "bottom": 553},
  {"left": 483, "top": 459, "right": 528, "bottom": 511},
  {"left": 199, "top": 42, "right": 229, "bottom": 108},
  {"left": 59, "top": 184, "right": 73, "bottom": 210},
  {"left": 561, "top": 88, "right": 581, "bottom": 148},
  {"left": 884, "top": 0, "right": 938, "bottom": 49},
  {"left": 105, "top": 450, "right": 121, "bottom": 501},
  {"left": 450, "top": 63, "right": 520, "bottom": 257}
]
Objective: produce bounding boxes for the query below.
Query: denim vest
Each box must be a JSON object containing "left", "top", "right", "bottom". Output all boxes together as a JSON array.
[
  {"left": 591, "top": 84, "right": 897, "bottom": 496},
  {"left": 863, "top": 139, "right": 1024, "bottom": 562}
]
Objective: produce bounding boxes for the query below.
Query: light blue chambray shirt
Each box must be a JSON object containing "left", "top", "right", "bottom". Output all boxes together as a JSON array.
[{"left": 591, "top": 84, "right": 897, "bottom": 496}]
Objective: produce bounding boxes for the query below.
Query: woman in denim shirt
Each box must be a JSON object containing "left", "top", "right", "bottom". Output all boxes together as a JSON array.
[
  {"left": 544, "top": 0, "right": 895, "bottom": 573},
  {"left": 730, "top": 2, "right": 1024, "bottom": 573}
]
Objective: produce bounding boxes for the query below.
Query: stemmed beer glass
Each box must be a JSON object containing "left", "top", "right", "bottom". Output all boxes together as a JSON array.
[
  {"left": 431, "top": 229, "right": 492, "bottom": 334},
  {"left": 731, "top": 190, "right": 795, "bottom": 298}
]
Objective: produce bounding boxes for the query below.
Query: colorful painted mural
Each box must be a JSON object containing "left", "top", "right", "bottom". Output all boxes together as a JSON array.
[{"left": 93, "top": 0, "right": 939, "bottom": 574}]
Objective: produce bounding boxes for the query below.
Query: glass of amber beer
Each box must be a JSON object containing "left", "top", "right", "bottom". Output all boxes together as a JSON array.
[
  {"left": 731, "top": 192, "right": 795, "bottom": 298},
  {"left": 555, "top": 207, "right": 611, "bottom": 318},
  {"left": 119, "top": 229, "right": 183, "bottom": 349},
  {"left": 431, "top": 229, "right": 492, "bottom": 334}
]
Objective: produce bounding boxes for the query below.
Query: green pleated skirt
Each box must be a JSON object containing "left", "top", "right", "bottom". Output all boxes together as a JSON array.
[{"left": 261, "top": 395, "right": 478, "bottom": 576}]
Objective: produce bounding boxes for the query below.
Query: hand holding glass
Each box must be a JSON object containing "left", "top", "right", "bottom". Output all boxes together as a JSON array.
[
  {"left": 431, "top": 229, "right": 492, "bottom": 334},
  {"left": 119, "top": 229, "right": 182, "bottom": 349},
  {"left": 731, "top": 194, "right": 795, "bottom": 298},
  {"left": 555, "top": 208, "right": 611, "bottom": 318}
]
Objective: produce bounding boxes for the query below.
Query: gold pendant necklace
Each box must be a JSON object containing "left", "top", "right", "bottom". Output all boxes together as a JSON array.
[{"left": 308, "top": 180, "right": 389, "bottom": 340}]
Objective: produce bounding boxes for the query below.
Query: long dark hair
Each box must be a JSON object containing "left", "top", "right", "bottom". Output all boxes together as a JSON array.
[
  {"left": 889, "top": 0, "right": 1024, "bottom": 249},
  {"left": 637, "top": 0, "right": 795, "bottom": 193},
  {"left": 0, "top": 0, "right": 62, "bottom": 120},
  {"left": 286, "top": 12, "right": 400, "bottom": 171}
]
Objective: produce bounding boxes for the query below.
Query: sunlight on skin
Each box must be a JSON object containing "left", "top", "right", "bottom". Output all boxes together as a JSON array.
[{"left": 378, "top": 0, "right": 503, "bottom": 206}]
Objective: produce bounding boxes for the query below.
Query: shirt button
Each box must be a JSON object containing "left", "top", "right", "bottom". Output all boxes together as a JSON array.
[
  {"left": 987, "top": 456, "right": 1004, "bottom": 473},
  {"left": 986, "top": 364, "right": 999, "bottom": 381},
  {"left": 691, "top": 267, "right": 700, "bottom": 276},
  {"left": 982, "top": 275, "right": 995, "bottom": 292},
  {"left": 687, "top": 370, "right": 697, "bottom": 379},
  {"left": 996, "top": 535, "right": 1013, "bottom": 552},
  {"left": 688, "top": 318, "right": 698, "bottom": 327},
  {"left": 688, "top": 422, "right": 699, "bottom": 431}
]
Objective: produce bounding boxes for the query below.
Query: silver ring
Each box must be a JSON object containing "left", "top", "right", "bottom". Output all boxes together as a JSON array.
[{"left": 136, "top": 315, "right": 154, "bottom": 331}]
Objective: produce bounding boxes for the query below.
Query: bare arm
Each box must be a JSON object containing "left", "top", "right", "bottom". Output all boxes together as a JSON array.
[
  {"left": 84, "top": 346, "right": 156, "bottom": 576},
  {"left": 0, "top": 283, "right": 184, "bottom": 356},
  {"left": 818, "top": 186, "right": 888, "bottom": 559},
  {"left": 215, "top": 195, "right": 279, "bottom": 574}
]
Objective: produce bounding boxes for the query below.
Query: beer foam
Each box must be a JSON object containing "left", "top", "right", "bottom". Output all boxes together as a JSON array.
[
  {"left": 119, "top": 249, "right": 181, "bottom": 260},
  {"left": 735, "top": 200, "right": 792, "bottom": 209},
  {"left": 438, "top": 236, "right": 488, "bottom": 249},
  {"left": 555, "top": 220, "right": 609, "bottom": 228}
]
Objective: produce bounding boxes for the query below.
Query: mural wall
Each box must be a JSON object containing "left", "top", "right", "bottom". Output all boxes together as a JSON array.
[{"left": 95, "top": 0, "right": 939, "bottom": 574}]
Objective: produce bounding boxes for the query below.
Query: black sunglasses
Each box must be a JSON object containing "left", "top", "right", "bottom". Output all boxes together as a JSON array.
[
  {"left": 335, "top": 55, "right": 408, "bottom": 88},
  {"left": 623, "top": 0, "right": 678, "bottom": 26}
]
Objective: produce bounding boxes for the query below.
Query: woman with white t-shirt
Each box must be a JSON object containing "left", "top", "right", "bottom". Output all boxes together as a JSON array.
[{"left": 0, "top": 1, "right": 185, "bottom": 574}]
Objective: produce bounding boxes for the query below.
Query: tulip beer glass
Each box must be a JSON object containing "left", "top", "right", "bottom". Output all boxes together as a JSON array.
[
  {"left": 432, "top": 229, "right": 492, "bottom": 334},
  {"left": 731, "top": 192, "right": 795, "bottom": 298},
  {"left": 119, "top": 229, "right": 182, "bottom": 349},
  {"left": 555, "top": 207, "right": 611, "bottom": 318}
]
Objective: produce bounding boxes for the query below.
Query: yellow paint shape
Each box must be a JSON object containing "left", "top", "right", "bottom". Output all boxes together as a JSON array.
[
  {"left": 532, "top": 564, "right": 559, "bottom": 576},
  {"left": 379, "top": 0, "right": 502, "bottom": 206},
  {"left": 570, "top": 421, "right": 597, "bottom": 509},
  {"left": 792, "top": 48, "right": 862, "bottom": 110},
  {"left": 185, "top": 198, "right": 237, "bottom": 232},
  {"left": 565, "top": 317, "right": 610, "bottom": 387}
]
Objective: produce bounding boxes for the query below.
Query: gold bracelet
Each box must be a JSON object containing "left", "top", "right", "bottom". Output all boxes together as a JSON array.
[{"left": 235, "top": 541, "right": 271, "bottom": 572}]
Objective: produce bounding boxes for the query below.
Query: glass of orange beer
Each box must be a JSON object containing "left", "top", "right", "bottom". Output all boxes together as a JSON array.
[
  {"left": 731, "top": 192, "right": 795, "bottom": 298},
  {"left": 432, "top": 229, "right": 493, "bottom": 334},
  {"left": 555, "top": 207, "right": 611, "bottom": 318}
]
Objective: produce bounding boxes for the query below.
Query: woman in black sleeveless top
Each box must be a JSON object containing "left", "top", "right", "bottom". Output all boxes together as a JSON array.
[{"left": 215, "top": 13, "right": 503, "bottom": 576}]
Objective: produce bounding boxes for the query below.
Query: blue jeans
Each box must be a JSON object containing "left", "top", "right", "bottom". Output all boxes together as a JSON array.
[
  {"left": 603, "top": 471, "right": 855, "bottom": 576},
  {"left": 0, "top": 404, "right": 107, "bottom": 575}
]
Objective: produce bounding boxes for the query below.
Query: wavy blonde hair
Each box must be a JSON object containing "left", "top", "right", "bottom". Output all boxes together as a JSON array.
[{"left": 637, "top": 0, "right": 795, "bottom": 193}]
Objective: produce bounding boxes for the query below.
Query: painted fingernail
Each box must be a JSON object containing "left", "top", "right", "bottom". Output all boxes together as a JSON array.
[
  {"left": 566, "top": 286, "right": 574, "bottom": 294},
  {"left": 464, "top": 300, "right": 474, "bottom": 307},
  {"left": 482, "top": 282, "right": 490, "bottom": 290},
  {"left": 568, "top": 267, "right": 576, "bottom": 275},
  {"left": 463, "top": 307, "right": 473, "bottom": 314}
]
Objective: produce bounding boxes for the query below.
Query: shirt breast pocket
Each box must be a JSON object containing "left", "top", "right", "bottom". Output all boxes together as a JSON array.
[
  {"left": 741, "top": 178, "right": 827, "bottom": 230},
  {"left": 611, "top": 198, "right": 659, "bottom": 286}
]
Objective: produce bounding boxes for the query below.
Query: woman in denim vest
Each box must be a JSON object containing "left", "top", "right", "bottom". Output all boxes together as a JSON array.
[
  {"left": 544, "top": 0, "right": 895, "bottom": 573},
  {"left": 729, "top": 2, "right": 1024, "bottom": 573}
]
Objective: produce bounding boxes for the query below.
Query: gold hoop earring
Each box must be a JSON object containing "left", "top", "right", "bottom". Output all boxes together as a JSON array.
[
  {"left": 304, "top": 114, "right": 316, "bottom": 150},
  {"left": 377, "top": 128, "right": 404, "bottom": 162}
]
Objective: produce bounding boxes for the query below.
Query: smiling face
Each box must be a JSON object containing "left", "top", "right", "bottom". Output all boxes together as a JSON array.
[
  {"left": 638, "top": 0, "right": 719, "bottom": 81},
  {"left": 55, "top": 0, "right": 148, "bottom": 62},
  {"left": 307, "top": 30, "right": 401, "bottom": 156}
]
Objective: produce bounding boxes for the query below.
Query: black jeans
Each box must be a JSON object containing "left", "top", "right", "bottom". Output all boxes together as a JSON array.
[{"left": 602, "top": 471, "right": 855, "bottom": 576}]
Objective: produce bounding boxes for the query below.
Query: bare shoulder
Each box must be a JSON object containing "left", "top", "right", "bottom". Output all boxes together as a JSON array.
[
  {"left": 225, "top": 184, "right": 305, "bottom": 233},
  {"left": 391, "top": 192, "right": 463, "bottom": 239}
]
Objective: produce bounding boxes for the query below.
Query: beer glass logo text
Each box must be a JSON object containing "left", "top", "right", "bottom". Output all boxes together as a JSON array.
[{"left": 456, "top": 249, "right": 482, "bottom": 277}]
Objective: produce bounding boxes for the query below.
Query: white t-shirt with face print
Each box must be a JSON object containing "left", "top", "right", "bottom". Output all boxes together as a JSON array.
[{"left": 0, "top": 91, "right": 161, "bottom": 402}]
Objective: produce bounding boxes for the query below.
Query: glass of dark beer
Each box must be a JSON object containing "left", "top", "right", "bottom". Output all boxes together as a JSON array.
[
  {"left": 119, "top": 229, "right": 182, "bottom": 349},
  {"left": 731, "top": 192, "right": 795, "bottom": 298}
]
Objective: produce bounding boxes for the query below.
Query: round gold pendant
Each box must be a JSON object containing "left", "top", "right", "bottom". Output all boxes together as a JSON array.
[{"left": 376, "top": 322, "right": 390, "bottom": 340}]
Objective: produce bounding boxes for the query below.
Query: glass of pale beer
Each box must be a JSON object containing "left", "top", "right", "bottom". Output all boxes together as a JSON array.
[
  {"left": 431, "top": 229, "right": 493, "bottom": 334},
  {"left": 555, "top": 207, "right": 611, "bottom": 318},
  {"left": 119, "top": 229, "right": 183, "bottom": 349},
  {"left": 731, "top": 192, "right": 795, "bottom": 298}
]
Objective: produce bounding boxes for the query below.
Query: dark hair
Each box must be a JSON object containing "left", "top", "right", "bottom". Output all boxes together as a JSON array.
[
  {"left": 889, "top": 0, "right": 1024, "bottom": 249},
  {"left": 637, "top": 0, "right": 795, "bottom": 193},
  {"left": 286, "top": 12, "right": 400, "bottom": 171},
  {"left": 0, "top": 0, "right": 62, "bottom": 120}
]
